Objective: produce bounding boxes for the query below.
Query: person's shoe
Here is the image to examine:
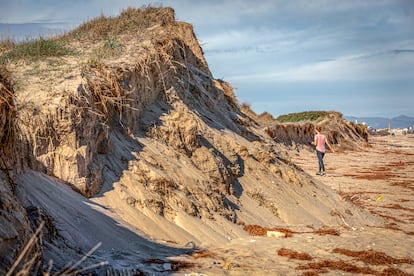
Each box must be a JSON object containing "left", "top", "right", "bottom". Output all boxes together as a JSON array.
[
  {"left": 321, "top": 172, "right": 326, "bottom": 176},
  {"left": 316, "top": 172, "right": 322, "bottom": 176}
]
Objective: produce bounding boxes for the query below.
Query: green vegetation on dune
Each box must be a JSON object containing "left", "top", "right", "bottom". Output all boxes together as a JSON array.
[
  {"left": 62, "top": 6, "right": 174, "bottom": 41},
  {"left": 0, "top": 38, "right": 74, "bottom": 64},
  {"left": 0, "top": 6, "right": 173, "bottom": 65},
  {"left": 275, "top": 111, "right": 342, "bottom": 123}
]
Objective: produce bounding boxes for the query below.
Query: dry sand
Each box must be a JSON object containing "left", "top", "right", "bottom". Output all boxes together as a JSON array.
[
  {"left": 174, "top": 134, "right": 414, "bottom": 275},
  {"left": 14, "top": 135, "right": 414, "bottom": 275},
  {"left": 14, "top": 132, "right": 414, "bottom": 275},
  {"left": 293, "top": 134, "right": 414, "bottom": 235}
]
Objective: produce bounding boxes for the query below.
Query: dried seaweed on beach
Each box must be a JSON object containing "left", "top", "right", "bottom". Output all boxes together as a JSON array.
[
  {"left": 333, "top": 248, "right": 413, "bottom": 265},
  {"left": 277, "top": 248, "right": 313, "bottom": 261},
  {"left": 297, "top": 260, "right": 376, "bottom": 274}
]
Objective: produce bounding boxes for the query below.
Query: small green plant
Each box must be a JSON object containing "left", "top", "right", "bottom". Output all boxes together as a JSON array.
[
  {"left": 91, "top": 36, "right": 123, "bottom": 60},
  {"left": 103, "top": 36, "right": 122, "bottom": 49},
  {"left": 0, "top": 37, "right": 74, "bottom": 64}
]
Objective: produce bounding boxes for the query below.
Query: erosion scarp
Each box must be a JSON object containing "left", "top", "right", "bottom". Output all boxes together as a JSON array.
[{"left": 245, "top": 109, "right": 369, "bottom": 150}]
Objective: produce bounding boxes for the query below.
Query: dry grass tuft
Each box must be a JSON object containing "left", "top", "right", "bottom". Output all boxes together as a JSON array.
[
  {"left": 81, "top": 44, "right": 174, "bottom": 127},
  {"left": 62, "top": 6, "right": 175, "bottom": 42},
  {"left": 0, "top": 38, "right": 15, "bottom": 53},
  {"left": 0, "top": 66, "right": 16, "bottom": 167},
  {"left": 81, "top": 63, "right": 126, "bottom": 117}
]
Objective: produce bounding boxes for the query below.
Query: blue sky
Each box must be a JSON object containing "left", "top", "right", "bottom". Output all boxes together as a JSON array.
[{"left": 1, "top": 0, "right": 413, "bottom": 118}]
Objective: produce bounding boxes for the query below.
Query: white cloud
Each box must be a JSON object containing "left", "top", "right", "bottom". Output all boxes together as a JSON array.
[{"left": 229, "top": 50, "right": 414, "bottom": 82}]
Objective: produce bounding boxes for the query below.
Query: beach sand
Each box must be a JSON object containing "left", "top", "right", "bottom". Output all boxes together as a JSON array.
[
  {"left": 14, "top": 135, "right": 414, "bottom": 275},
  {"left": 175, "top": 134, "right": 414, "bottom": 275}
]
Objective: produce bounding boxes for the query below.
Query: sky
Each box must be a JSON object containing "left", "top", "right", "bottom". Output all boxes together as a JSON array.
[{"left": 1, "top": 0, "right": 413, "bottom": 118}]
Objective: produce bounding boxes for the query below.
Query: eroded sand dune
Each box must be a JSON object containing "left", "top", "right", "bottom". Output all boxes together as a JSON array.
[{"left": 1, "top": 7, "right": 412, "bottom": 275}]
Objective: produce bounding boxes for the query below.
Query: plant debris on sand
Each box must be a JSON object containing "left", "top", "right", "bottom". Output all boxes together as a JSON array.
[
  {"left": 277, "top": 248, "right": 313, "bottom": 261},
  {"left": 333, "top": 248, "right": 413, "bottom": 265},
  {"left": 243, "top": 224, "right": 340, "bottom": 237}
]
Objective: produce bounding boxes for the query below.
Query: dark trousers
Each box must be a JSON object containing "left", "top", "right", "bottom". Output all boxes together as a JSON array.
[{"left": 316, "top": 150, "right": 325, "bottom": 172}]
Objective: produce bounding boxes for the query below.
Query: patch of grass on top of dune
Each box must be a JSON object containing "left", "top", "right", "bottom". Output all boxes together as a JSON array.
[
  {"left": 61, "top": 6, "right": 175, "bottom": 42},
  {"left": 0, "top": 37, "right": 75, "bottom": 64},
  {"left": 276, "top": 111, "right": 339, "bottom": 123}
]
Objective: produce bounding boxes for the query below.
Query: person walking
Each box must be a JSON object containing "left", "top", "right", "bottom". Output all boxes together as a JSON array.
[{"left": 312, "top": 126, "right": 334, "bottom": 176}]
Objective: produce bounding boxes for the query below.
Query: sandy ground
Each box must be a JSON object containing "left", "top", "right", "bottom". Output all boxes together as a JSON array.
[
  {"left": 15, "top": 135, "right": 414, "bottom": 275},
  {"left": 175, "top": 135, "right": 414, "bottom": 275},
  {"left": 292, "top": 134, "right": 414, "bottom": 235}
]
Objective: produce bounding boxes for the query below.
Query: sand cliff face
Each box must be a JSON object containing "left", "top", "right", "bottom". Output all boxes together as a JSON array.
[
  {"left": 265, "top": 117, "right": 369, "bottom": 150},
  {"left": 243, "top": 108, "right": 369, "bottom": 150},
  {"left": 0, "top": 68, "right": 39, "bottom": 272},
  {"left": 0, "top": 7, "right": 384, "bottom": 274}
]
